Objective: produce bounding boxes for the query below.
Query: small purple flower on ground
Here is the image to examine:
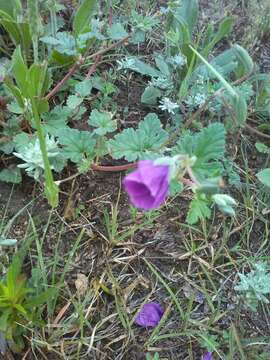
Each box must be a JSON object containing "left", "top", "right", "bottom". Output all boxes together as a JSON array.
[
  {"left": 123, "top": 160, "right": 169, "bottom": 210},
  {"left": 135, "top": 302, "right": 164, "bottom": 327},
  {"left": 202, "top": 352, "right": 213, "bottom": 360}
]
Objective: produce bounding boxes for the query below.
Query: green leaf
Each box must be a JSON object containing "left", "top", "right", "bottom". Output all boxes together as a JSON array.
[
  {"left": 107, "top": 22, "right": 128, "bottom": 40},
  {"left": 14, "top": 132, "right": 30, "bottom": 150},
  {"left": 73, "top": 0, "right": 97, "bottom": 36},
  {"left": 174, "top": 123, "right": 225, "bottom": 180},
  {"left": 180, "top": 0, "right": 198, "bottom": 35},
  {"left": 155, "top": 55, "right": 170, "bottom": 77},
  {"left": 28, "top": 62, "right": 49, "bottom": 98},
  {"left": 231, "top": 93, "right": 247, "bottom": 125},
  {"left": 202, "top": 17, "right": 234, "bottom": 57},
  {"left": 41, "top": 32, "right": 76, "bottom": 56},
  {"left": 169, "top": 179, "right": 184, "bottom": 196},
  {"left": 75, "top": 79, "right": 92, "bottom": 97},
  {"left": 0, "top": 11, "right": 21, "bottom": 44},
  {"left": 41, "top": 105, "right": 70, "bottom": 134},
  {"left": 37, "top": 98, "right": 49, "bottom": 114},
  {"left": 14, "top": 303, "right": 27, "bottom": 316},
  {"left": 0, "top": 168, "right": 21, "bottom": 184},
  {"left": 11, "top": 46, "right": 29, "bottom": 96},
  {"left": 0, "top": 311, "right": 10, "bottom": 332},
  {"left": 187, "top": 196, "right": 211, "bottom": 224},
  {"left": 233, "top": 44, "right": 253, "bottom": 75},
  {"left": 119, "top": 57, "right": 161, "bottom": 78},
  {"left": 255, "top": 142, "right": 270, "bottom": 154},
  {"left": 257, "top": 168, "right": 270, "bottom": 187},
  {"left": 175, "top": 123, "right": 225, "bottom": 167},
  {"left": 88, "top": 109, "right": 117, "bottom": 136},
  {"left": 130, "top": 29, "right": 145, "bottom": 44},
  {"left": 194, "top": 123, "right": 225, "bottom": 162},
  {"left": 173, "top": 0, "right": 198, "bottom": 37},
  {"left": 57, "top": 128, "right": 96, "bottom": 163},
  {"left": 7, "top": 101, "right": 23, "bottom": 114},
  {"left": 109, "top": 113, "right": 168, "bottom": 161},
  {"left": 67, "top": 95, "right": 83, "bottom": 109},
  {"left": 0, "top": 0, "right": 21, "bottom": 19},
  {"left": 141, "top": 86, "right": 161, "bottom": 105},
  {"left": 212, "top": 194, "right": 236, "bottom": 216},
  {"left": 4, "top": 78, "right": 25, "bottom": 109}
]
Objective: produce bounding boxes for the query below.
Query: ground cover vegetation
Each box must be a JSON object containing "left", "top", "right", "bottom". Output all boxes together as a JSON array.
[{"left": 0, "top": 0, "right": 270, "bottom": 358}]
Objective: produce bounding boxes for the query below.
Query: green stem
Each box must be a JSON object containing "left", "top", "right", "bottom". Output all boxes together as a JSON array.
[
  {"left": 32, "top": 36, "right": 39, "bottom": 63},
  {"left": 49, "top": 0, "right": 57, "bottom": 38},
  {"left": 31, "top": 99, "right": 58, "bottom": 207}
]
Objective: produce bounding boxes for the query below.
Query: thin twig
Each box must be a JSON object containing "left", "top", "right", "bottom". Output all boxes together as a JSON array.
[
  {"left": 45, "top": 35, "right": 131, "bottom": 101},
  {"left": 86, "top": 35, "right": 130, "bottom": 61},
  {"left": 85, "top": 54, "right": 102, "bottom": 79},
  {"left": 91, "top": 162, "right": 136, "bottom": 172},
  {"left": 245, "top": 123, "right": 270, "bottom": 140},
  {"left": 45, "top": 57, "right": 84, "bottom": 100}
]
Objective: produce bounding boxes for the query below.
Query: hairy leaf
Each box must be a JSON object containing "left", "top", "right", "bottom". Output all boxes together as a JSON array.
[
  {"left": 41, "top": 32, "right": 76, "bottom": 56},
  {"left": 187, "top": 196, "right": 211, "bottom": 224},
  {"left": 194, "top": 123, "right": 225, "bottom": 162},
  {"left": 67, "top": 95, "right": 83, "bottom": 109},
  {"left": 41, "top": 105, "right": 70, "bottom": 134},
  {"left": 109, "top": 113, "right": 168, "bottom": 161},
  {"left": 0, "top": 168, "right": 21, "bottom": 184},
  {"left": 107, "top": 23, "right": 128, "bottom": 40},
  {"left": 118, "top": 57, "right": 161, "bottom": 77},
  {"left": 88, "top": 109, "right": 117, "bottom": 136},
  {"left": 174, "top": 123, "right": 225, "bottom": 178},
  {"left": 75, "top": 79, "right": 92, "bottom": 97},
  {"left": 141, "top": 86, "right": 161, "bottom": 105},
  {"left": 257, "top": 168, "right": 270, "bottom": 187},
  {"left": 56, "top": 128, "right": 96, "bottom": 163}
]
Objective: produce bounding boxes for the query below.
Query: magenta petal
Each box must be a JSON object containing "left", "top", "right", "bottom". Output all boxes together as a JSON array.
[
  {"left": 123, "top": 160, "right": 169, "bottom": 210},
  {"left": 202, "top": 352, "right": 213, "bottom": 360},
  {"left": 137, "top": 161, "right": 169, "bottom": 198},
  {"left": 135, "top": 302, "right": 163, "bottom": 328}
]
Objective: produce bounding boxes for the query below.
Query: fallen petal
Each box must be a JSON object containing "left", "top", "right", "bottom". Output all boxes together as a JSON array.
[
  {"left": 202, "top": 352, "right": 213, "bottom": 360},
  {"left": 135, "top": 302, "right": 163, "bottom": 328}
]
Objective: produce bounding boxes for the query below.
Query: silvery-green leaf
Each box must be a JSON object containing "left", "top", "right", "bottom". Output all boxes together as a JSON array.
[
  {"left": 67, "top": 95, "right": 83, "bottom": 109},
  {"left": 0, "top": 238, "right": 17, "bottom": 246},
  {"left": 141, "top": 86, "right": 161, "bottom": 105},
  {"left": 75, "top": 79, "right": 92, "bottom": 97},
  {"left": 88, "top": 109, "right": 117, "bottom": 136},
  {"left": 0, "top": 168, "right": 21, "bottom": 184},
  {"left": 107, "top": 23, "right": 128, "bottom": 40},
  {"left": 257, "top": 168, "right": 270, "bottom": 187}
]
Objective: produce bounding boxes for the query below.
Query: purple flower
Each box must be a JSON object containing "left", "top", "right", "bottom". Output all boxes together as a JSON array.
[
  {"left": 135, "top": 302, "right": 164, "bottom": 328},
  {"left": 123, "top": 160, "right": 169, "bottom": 210},
  {"left": 202, "top": 352, "right": 213, "bottom": 360}
]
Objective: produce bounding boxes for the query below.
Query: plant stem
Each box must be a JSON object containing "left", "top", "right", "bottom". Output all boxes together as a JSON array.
[
  {"left": 45, "top": 35, "right": 131, "bottom": 101},
  {"left": 245, "top": 123, "right": 270, "bottom": 140},
  {"left": 91, "top": 162, "right": 136, "bottom": 172},
  {"left": 45, "top": 57, "right": 84, "bottom": 100},
  {"left": 85, "top": 54, "right": 102, "bottom": 79},
  {"left": 49, "top": 0, "right": 57, "bottom": 38},
  {"left": 31, "top": 99, "right": 58, "bottom": 207}
]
